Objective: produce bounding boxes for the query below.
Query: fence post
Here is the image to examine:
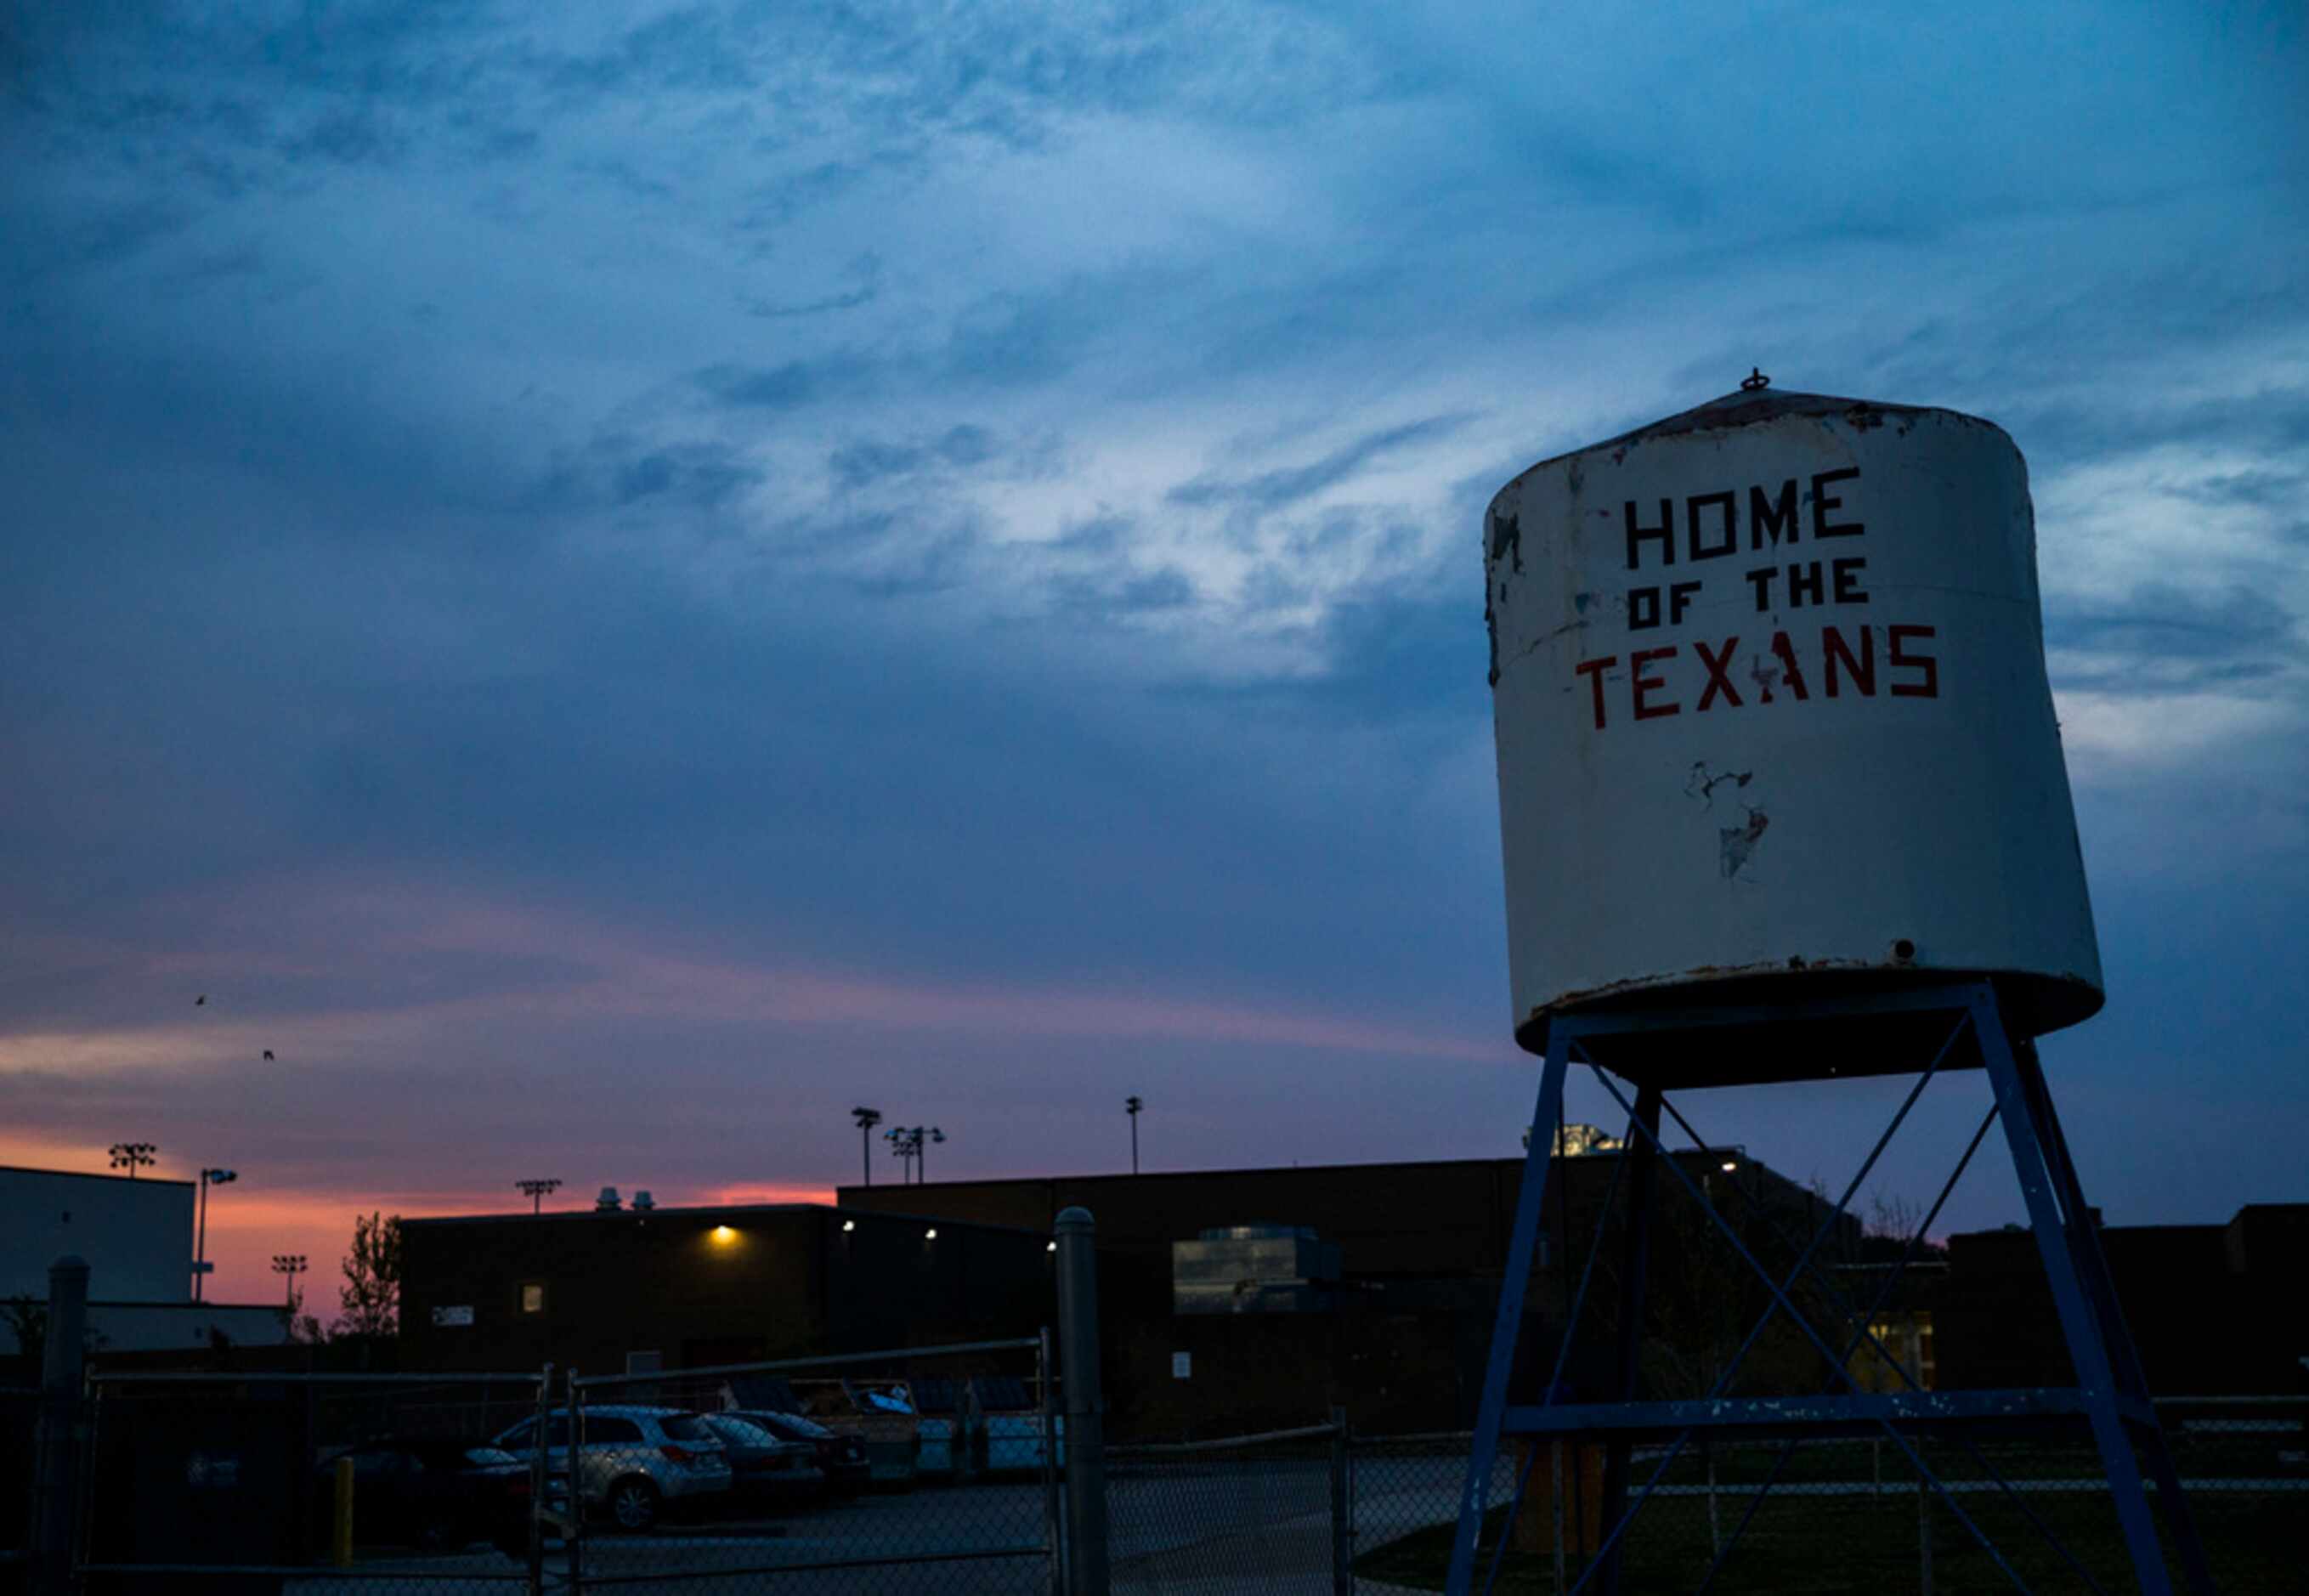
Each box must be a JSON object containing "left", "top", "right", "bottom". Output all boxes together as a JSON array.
[
  {"left": 27, "top": 1254, "right": 88, "bottom": 1596},
  {"left": 1055, "top": 1207, "right": 1108, "bottom": 1595},
  {"left": 1039, "top": 1327, "right": 1064, "bottom": 1596},
  {"left": 1916, "top": 1434, "right": 1933, "bottom": 1596},
  {"left": 1552, "top": 1439, "right": 1566, "bottom": 1595},
  {"left": 1330, "top": 1406, "right": 1351, "bottom": 1596},
  {"left": 564, "top": 1369, "right": 584, "bottom": 1596},
  {"left": 529, "top": 1363, "right": 552, "bottom": 1596}
]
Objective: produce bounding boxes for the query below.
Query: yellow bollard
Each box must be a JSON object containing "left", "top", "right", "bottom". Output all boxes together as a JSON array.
[{"left": 332, "top": 1455, "right": 355, "bottom": 1567}]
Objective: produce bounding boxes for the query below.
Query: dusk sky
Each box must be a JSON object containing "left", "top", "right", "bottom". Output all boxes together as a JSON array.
[{"left": 5, "top": 4, "right": 2305, "bottom": 1310}]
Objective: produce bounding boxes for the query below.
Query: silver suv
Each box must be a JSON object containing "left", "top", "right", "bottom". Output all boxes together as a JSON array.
[{"left": 495, "top": 1406, "right": 732, "bottom": 1531}]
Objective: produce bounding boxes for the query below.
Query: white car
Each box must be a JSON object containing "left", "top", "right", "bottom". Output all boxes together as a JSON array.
[{"left": 495, "top": 1406, "right": 732, "bottom": 1531}]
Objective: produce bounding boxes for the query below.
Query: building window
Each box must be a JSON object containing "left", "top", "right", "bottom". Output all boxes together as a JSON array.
[{"left": 521, "top": 1282, "right": 546, "bottom": 1315}]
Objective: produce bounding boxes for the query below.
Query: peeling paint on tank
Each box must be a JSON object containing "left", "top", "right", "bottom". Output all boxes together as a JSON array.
[
  {"left": 1685, "top": 761, "right": 1753, "bottom": 807},
  {"left": 1487, "top": 507, "right": 1524, "bottom": 574},
  {"left": 1747, "top": 654, "right": 1782, "bottom": 703},
  {"left": 1719, "top": 807, "right": 1769, "bottom": 879}
]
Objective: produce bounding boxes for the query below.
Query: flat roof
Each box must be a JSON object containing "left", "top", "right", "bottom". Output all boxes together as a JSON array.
[
  {"left": 0, "top": 1163, "right": 195, "bottom": 1189},
  {"left": 401, "top": 1202, "right": 1045, "bottom": 1240},
  {"left": 835, "top": 1147, "right": 1757, "bottom": 1193}
]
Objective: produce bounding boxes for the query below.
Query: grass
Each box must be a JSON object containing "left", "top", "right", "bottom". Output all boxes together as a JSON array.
[{"left": 1353, "top": 1490, "right": 2297, "bottom": 1593}]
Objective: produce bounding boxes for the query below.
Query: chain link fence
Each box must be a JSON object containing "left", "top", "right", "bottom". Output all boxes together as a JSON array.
[
  {"left": 1344, "top": 1399, "right": 2307, "bottom": 1593},
  {"left": 557, "top": 1337, "right": 1060, "bottom": 1594},
  {"left": 1106, "top": 1423, "right": 1347, "bottom": 1594},
  {"left": 78, "top": 1370, "right": 549, "bottom": 1590},
  {"left": 1, "top": 1385, "right": 37, "bottom": 1596},
  {"left": 20, "top": 1361, "right": 2303, "bottom": 1594}
]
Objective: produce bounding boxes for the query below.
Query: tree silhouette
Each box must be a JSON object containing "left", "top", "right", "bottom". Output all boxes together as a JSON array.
[{"left": 335, "top": 1212, "right": 404, "bottom": 1338}]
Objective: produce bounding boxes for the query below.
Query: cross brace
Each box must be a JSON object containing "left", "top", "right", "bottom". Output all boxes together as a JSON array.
[{"left": 1444, "top": 980, "right": 2214, "bottom": 1596}]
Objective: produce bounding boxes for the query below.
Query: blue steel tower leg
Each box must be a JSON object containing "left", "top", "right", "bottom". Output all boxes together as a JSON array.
[
  {"left": 2012, "top": 1038, "right": 2217, "bottom": 1595},
  {"left": 1972, "top": 990, "right": 2192, "bottom": 1596},
  {"left": 1445, "top": 1026, "right": 1572, "bottom": 1595}
]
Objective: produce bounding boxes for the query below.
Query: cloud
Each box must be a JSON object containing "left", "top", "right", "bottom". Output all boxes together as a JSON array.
[
  {"left": 1167, "top": 413, "right": 1476, "bottom": 513},
  {"left": 3, "top": 0, "right": 2305, "bottom": 1255}
]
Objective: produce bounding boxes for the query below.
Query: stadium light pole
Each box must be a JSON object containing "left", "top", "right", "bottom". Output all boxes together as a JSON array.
[
  {"left": 515, "top": 1178, "right": 562, "bottom": 1215},
  {"left": 194, "top": 1168, "right": 237, "bottom": 1302},
  {"left": 852, "top": 1106, "right": 883, "bottom": 1186},
  {"left": 1126, "top": 1096, "right": 1143, "bottom": 1175},
  {"left": 922, "top": 1127, "right": 945, "bottom": 1184},
  {"left": 271, "top": 1253, "right": 308, "bottom": 1313},
  {"left": 109, "top": 1141, "right": 157, "bottom": 1180}
]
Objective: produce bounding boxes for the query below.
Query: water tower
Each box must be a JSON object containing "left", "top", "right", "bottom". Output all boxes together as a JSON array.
[{"left": 1449, "top": 376, "right": 2210, "bottom": 1594}]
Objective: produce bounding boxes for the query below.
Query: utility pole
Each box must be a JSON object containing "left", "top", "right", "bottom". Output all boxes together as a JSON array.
[
  {"left": 515, "top": 1178, "right": 562, "bottom": 1215},
  {"left": 852, "top": 1107, "right": 883, "bottom": 1186},
  {"left": 195, "top": 1168, "right": 237, "bottom": 1301},
  {"left": 1126, "top": 1095, "right": 1143, "bottom": 1174}
]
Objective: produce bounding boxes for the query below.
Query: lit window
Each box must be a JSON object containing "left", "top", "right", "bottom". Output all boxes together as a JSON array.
[{"left": 521, "top": 1282, "right": 546, "bottom": 1315}]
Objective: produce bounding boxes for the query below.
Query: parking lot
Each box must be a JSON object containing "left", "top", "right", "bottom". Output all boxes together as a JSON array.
[
  {"left": 277, "top": 1457, "right": 1379, "bottom": 1595},
  {"left": 284, "top": 1478, "right": 1056, "bottom": 1596}
]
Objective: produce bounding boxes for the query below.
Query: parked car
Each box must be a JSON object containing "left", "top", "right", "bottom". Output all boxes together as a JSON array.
[
  {"left": 308, "top": 1438, "right": 529, "bottom": 1554},
  {"left": 697, "top": 1414, "right": 823, "bottom": 1508},
  {"left": 722, "top": 1410, "right": 870, "bottom": 1496},
  {"left": 492, "top": 1406, "right": 731, "bottom": 1532}
]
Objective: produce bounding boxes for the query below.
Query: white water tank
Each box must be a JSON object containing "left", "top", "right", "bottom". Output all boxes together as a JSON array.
[{"left": 1484, "top": 380, "right": 2101, "bottom": 1083}]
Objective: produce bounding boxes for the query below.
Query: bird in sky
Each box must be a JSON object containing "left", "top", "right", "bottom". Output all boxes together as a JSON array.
[
  {"left": 262, "top": 1050, "right": 275, "bottom": 1061},
  {"left": 195, "top": 995, "right": 207, "bottom": 1006}
]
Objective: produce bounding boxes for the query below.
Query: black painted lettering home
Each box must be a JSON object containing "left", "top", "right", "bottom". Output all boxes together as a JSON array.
[
  {"left": 1750, "top": 480, "right": 1801, "bottom": 549},
  {"left": 1624, "top": 499, "right": 1675, "bottom": 570},
  {"left": 1687, "top": 492, "right": 1737, "bottom": 561},
  {"left": 1627, "top": 470, "right": 1863, "bottom": 572},
  {"left": 1811, "top": 467, "right": 1864, "bottom": 538}
]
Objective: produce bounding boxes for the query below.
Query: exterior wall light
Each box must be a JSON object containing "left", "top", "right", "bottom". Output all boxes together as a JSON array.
[
  {"left": 841, "top": 1220, "right": 856, "bottom": 1232},
  {"left": 925, "top": 1227, "right": 938, "bottom": 1240},
  {"left": 1721, "top": 1160, "right": 1739, "bottom": 1173},
  {"left": 710, "top": 1225, "right": 739, "bottom": 1245}
]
